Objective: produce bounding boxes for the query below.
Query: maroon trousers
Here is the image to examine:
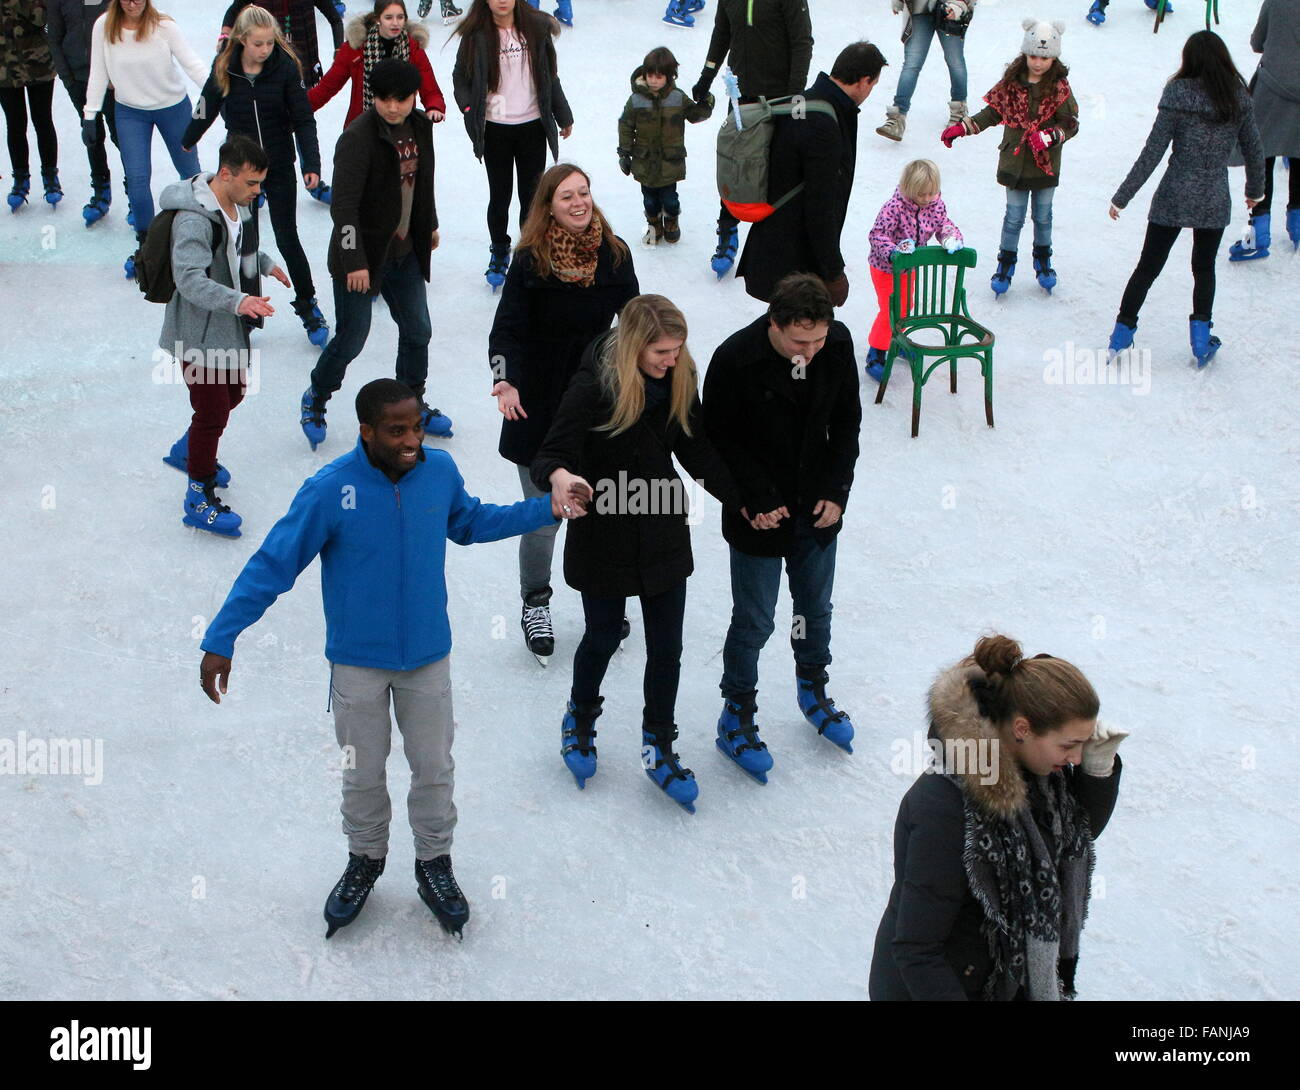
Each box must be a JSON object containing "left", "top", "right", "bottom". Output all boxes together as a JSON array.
[{"left": 184, "top": 367, "right": 246, "bottom": 480}]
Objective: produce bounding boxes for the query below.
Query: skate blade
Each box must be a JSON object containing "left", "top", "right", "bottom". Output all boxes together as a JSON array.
[
  {"left": 418, "top": 884, "right": 469, "bottom": 938},
  {"left": 714, "top": 738, "right": 770, "bottom": 784},
  {"left": 532, "top": 653, "right": 550, "bottom": 667}
]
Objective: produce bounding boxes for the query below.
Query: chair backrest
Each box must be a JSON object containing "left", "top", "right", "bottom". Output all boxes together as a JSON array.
[{"left": 889, "top": 245, "right": 978, "bottom": 328}]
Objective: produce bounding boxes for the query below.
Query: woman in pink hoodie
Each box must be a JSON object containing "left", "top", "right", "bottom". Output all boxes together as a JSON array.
[{"left": 865, "top": 159, "right": 963, "bottom": 381}]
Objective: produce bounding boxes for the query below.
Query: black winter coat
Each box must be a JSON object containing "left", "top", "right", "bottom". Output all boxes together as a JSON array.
[
  {"left": 489, "top": 240, "right": 639, "bottom": 467},
  {"left": 452, "top": 28, "right": 572, "bottom": 162},
  {"left": 183, "top": 44, "right": 321, "bottom": 175},
  {"left": 705, "top": 0, "right": 813, "bottom": 99},
  {"left": 737, "top": 72, "right": 859, "bottom": 303},
  {"left": 326, "top": 108, "right": 438, "bottom": 283},
  {"left": 530, "top": 337, "right": 743, "bottom": 599},
  {"left": 46, "top": 0, "right": 109, "bottom": 85},
  {"left": 869, "top": 759, "right": 1121, "bottom": 1001},
  {"left": 701, "top": 316, "right": 860, "bottom": 558}
]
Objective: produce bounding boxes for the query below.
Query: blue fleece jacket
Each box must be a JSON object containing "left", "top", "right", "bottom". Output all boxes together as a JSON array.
[{"left": 200, "top": 438, "right": 558, "bottom": 669}]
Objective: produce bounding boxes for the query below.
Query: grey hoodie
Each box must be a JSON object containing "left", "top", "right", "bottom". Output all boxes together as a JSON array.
[
  {"left": 1112, "top": 79, "right": 1265, "bottom": 229},
  {"left": 157, "top": 174, "right": 274, "bottom": 361}
]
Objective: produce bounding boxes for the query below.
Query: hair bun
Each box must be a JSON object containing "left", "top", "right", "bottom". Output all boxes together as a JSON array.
[{"left": 972, "top": 634, "right": 1024, "bottom": 682}]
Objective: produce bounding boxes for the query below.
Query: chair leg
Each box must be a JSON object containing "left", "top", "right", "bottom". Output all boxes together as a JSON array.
[
  {"left": 984, "top": 357, "right": 994, "bottom": 428},
  {"left": 911, "top": 382, "right": 922, "bottom": 438},
  {"left": 950, "top": 359, "right": 957, "bottom": 394},
  {"left": 875, "top": 348, "right": 893, "bottom": 403}
]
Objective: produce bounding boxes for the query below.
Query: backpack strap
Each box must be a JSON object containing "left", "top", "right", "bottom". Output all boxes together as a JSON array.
[{"left": 766, "top": 99, "right": 840, "bottom": 214}]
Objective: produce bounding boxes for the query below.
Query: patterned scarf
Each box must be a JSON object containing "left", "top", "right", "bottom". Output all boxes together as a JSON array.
[
  {"left": 957, "top": 769, "right": 1094, "bottom": 1001},
  {"left": 362, "top": 24, "right": 412, "bottom": 113},
  {"left": 984, "top": 76, "right": 1072, "bottom": 177},
  {"left": 546, "top": 216, "right": 604, "bottom": 287}
]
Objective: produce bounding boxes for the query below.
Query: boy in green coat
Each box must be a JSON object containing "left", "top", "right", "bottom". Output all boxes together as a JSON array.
[{"left": 618, "top": 46, "right": 714, "bottom": 245}]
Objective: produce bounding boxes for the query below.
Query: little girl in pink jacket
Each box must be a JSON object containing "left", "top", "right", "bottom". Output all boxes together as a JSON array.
[{"left": 866, "top": 159, "right": 963, "bottom": 381}]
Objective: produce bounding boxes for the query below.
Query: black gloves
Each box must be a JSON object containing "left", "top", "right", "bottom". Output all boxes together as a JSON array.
[
  {"left": 81, "top": 118, "right": 99, "bottom": 147},
  {"left": 691, "top": 66, "right": 716, "bottom": 106}
]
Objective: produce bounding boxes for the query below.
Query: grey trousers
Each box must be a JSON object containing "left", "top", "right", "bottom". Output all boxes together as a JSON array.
[
  {"left": 517, "top": 463, "right": 560, "bottom": 598},
  {"left": 329, "top": 656, "right": 456, "bottom": 861}
]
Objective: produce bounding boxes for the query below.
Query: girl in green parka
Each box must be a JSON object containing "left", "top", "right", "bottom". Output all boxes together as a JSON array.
[
  {"left": 941, "top": 18, "right": 1080, "bottom": 295},
  {"left": 617, "top": 46, "right": 713, "bottom": 246}
]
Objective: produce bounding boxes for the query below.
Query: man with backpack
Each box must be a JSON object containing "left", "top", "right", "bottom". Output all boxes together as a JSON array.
[
  {"left": 155, "top": 133, "right": 290, "bottom": 538},
  {"left": 689, "top": 0, "right": 814, "bottom": 276},
  {"left": 735, "top": 41, "right": 886, "bottom": 306}
]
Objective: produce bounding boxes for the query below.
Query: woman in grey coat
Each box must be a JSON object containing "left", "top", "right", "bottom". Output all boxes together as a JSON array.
[
  {"left": 1106, "top": 31, "right": 1264, "bottom": 369},
  {"left": 1228, "top": 0, "right": 1300, "bottom": 260}
]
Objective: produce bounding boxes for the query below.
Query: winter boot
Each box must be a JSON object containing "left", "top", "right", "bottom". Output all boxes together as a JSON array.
[
  {"left": 415, "top": 855, "right": 470, "bottom": 939},
  {"left": 292, "top": 297, "right": 331, "bottom": 347},
  {"left": 7, "top": 172, "right": 30, "bottom": 212},
  {"left": 438, "top": 0, "right": 463, "bottom": 20},
  {"left": 1189, "top": 314, "right": 1220, "bottom": 369},
  {"left": 643, "top": 212, "right": 664, "bottom": 247},
  {"left": 1228, "top": 212, "right": 1270, "bottom": 261},
  {"left": 42, "top": 171, "right": 63, "bottom": 207},
  {"left": 308, "top": 179, "right": 332, "bottom": 204},
  {"left": 1287, "top": 208, "right": 1300, "bottom": 250},
  {"left": 711, "top": 225, "right": 738, "bottom": 278},
  {"left": 1107, "top": 320, "right": 1136, "bottom": 361},
  {"left": 522, "top": 586, "right": 555, "bottom": 664},
  {"left": 1086, "top": 1, "right": 1106, "bottom": 25},
  {"left": 990, "top": 249, "right": 1017, "bottom": 296},
  {"left": 715, "top": 692, "right": 774, "bottom": 784},
  {"left": 83, "top": 179, "right": 112, "bottom": 226},
  {"left": 662, "top": 1, "right": 695, "bottom": 27},
  {"left": 485, "top": 243, "right": 511, "bottom": 291},
  {"left": 561, "top": 696, "right": 602, "bottom": 788},
  {"left": 875, "top": 106, "right": 906, "bottom": 142},
  {"left": 1031, "top": 245, "right": 1057, "bottom": 293},
  {"left": 324, "top": 852, "right": 385, "bottom": 938},
  {"left": 300, "top": 386, "right": 327, "bottom": 450},
  {"left": 553, "top": 0, "right": 573, "bottom": 26},
  {"left": 947, "top": 100, "right": 968, "bottom": 127},
  {"left": 183, "top": 475, "right": 242, "bottom": 537},
  {"left": 642, "top": 721, "right": 698, "bottom": 813},
  {"left": 865, "top": 346, "right": 887, "bottom": 383},
  {"left": 662, "top": 214, "right": 681, "bottom": 244},
  {"left": 163, "top": 433, "right": 230, "bottom": 487},
  {"left": 795, "top": 667, "right": 854, "bottom": 753}
]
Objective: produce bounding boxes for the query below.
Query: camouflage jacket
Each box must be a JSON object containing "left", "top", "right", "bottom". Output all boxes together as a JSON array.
[
  {"left": 617, "top": 67, "right": 714, "bottom": 189},
  {"left": 0, "top": 1, "right": 55, "bottom": 88}
]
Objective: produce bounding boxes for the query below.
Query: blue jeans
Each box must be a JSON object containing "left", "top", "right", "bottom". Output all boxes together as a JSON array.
[
  {"left": 114, "top": 98, "right": 201, "bottom": 233},
  {"left": 720, "top": 520, "right": 837, "bottom": 701},
  {"left": 310, "top": 250, "right": 432, "bottom": 399},
  {"left": 999, "top": 187, "right": 1055, "bottom": 252},
  {"left": 642, "top": 184, "right": 680, "bottom": 218},
  {"left": 893, "top": 14, "right": 968, "bottom": 114}
]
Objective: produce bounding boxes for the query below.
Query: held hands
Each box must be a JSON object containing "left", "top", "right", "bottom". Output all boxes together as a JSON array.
[
  {"left": 1027, "top": 128, "right": 1055, "bottom": 153},
  {"left": 200, "top": 652, "right": 232, "bottom": 704},
  {"left": 1081, "top": 720, "right": 1129, "bottom": 777},
  {"left": 548, "top": 468, "right": 593, "bottom": 520},
  {"left": 491, "top": 380, "right": 527, "bottom": 420},
  {"left": 741, "top": 505, "right": 790, "bottom": 531},
  {"left": 302, "top": 172, "right": 319, "bottom": 190},
  {"left": 811, "top": 499, "right": 843, "bottom": 529},
  {"left": 691, "top": 67, "right": 715, "bottom": 105},
  {"left": 238, "top": 295, "right": 274, "bottom": 318},
  {"left": 940, "top": 122, "right": 966, "bottom": 148}
]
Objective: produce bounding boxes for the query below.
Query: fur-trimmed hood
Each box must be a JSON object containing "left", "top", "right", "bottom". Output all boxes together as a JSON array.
[
  {"left": 928, "top": 661, "right": 1027, "bottom": 820},
  {"left": 346, "top": 14, "right": 430, "bottom": 50}
]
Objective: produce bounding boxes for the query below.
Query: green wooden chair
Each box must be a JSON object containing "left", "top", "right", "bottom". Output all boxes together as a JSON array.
[{"left": 873, "top": 245, "right": 996, "bottom": 438}]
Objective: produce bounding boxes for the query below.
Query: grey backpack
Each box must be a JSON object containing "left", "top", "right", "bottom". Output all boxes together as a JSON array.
[{"left": 716, "top": 95, "right": 838, "bottom": 222}]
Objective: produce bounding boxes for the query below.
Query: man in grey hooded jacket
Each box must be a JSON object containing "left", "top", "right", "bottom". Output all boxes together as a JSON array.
[{"left": 158, "top": 134, "right": 289, "bottom": 538}]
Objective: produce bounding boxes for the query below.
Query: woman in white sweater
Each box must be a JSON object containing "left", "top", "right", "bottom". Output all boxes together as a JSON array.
[{"left": 82, "top": 0, "right": 208, "bottom": 273}]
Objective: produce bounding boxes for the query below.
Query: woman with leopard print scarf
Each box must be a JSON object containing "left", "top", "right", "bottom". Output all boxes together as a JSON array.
[{"left": 309, "top": 1, "right": 446, "bottom": 127}]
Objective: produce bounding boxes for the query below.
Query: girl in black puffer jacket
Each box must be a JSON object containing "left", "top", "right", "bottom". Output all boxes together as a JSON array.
[{"left": 184, "top": 5, "right": 328, "bottom": 347}]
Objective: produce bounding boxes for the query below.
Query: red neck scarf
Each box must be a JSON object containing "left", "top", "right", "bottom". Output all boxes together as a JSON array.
[{"left": 984, "top": 76, "right": 1072, "bottom": 177}]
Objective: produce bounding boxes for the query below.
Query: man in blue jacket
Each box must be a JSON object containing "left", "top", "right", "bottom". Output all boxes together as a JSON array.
[{"left": 199, "top": 379, "right": 589, "bottom": 940}]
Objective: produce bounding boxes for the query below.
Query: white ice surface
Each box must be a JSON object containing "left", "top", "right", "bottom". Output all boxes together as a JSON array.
[{"left": 1, "top": 0, "right": 1297, "bottom": 1000}]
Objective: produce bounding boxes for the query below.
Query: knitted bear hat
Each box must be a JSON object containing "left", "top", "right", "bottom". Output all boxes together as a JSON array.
[{"left": 1020, "top": 18, "right": 1066, "bottom": 59}]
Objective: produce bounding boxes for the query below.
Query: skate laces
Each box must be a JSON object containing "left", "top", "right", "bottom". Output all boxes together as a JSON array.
[
  {"left": 420, "top": 857, "right": 463, "bottom": 902},
  {"left": 522, "top": 604, "right": 553, "bottom": 640},
  {"left": 338, "top": 856, "right": 383, "bottom": 902}
]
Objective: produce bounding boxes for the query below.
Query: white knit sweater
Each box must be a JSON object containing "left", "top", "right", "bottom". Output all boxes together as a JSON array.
[{"left": 83, "top": 15, "right": 209, "bottom": 118}]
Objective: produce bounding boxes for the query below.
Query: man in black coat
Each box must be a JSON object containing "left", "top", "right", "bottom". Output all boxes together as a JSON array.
[
  {"left": 302, "top": 61, "right": 448, "bottom": 449},
  {"left": 736, "top": 41, "right": 887, "bottom": 307},
  {"left": 701, "top": 273, "right": 862, "bottom": 770}
]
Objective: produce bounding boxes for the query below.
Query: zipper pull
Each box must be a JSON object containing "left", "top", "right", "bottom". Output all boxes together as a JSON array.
[{"left": 394, "top": 484, "right": 401, "bottom": 507}]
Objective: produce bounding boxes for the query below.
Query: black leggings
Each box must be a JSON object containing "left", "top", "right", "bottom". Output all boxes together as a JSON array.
[
  {"left": 1118, "top": 222, "right": 1225, "bottom": 326},
  {"left": 0, "top": 81, "right": 58, "bottom": 177},
  {"left": 253, "top": 159, "right": 315, "bottom": 302},
  {"left": 483, "top": 119, "right": 546, "bottom": 250},
  {"left": 1256, "top": 157, "right": 1300, "bottom": 217},
  {"left": 572, "top": 580, "right": 687, "bottom": 725}
]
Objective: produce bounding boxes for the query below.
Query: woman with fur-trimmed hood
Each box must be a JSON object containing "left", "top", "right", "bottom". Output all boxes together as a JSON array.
[
  {"left": 309, "top": 1, "right": 446, "bottom": 127},
  {"left": 869, "top": 634, "right": 1127, "bottom": 1001}
]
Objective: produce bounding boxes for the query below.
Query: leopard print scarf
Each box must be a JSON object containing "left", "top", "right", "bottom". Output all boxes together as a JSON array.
[{"left": 545, "top": 216, "right": 604, "bottom": 287}]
